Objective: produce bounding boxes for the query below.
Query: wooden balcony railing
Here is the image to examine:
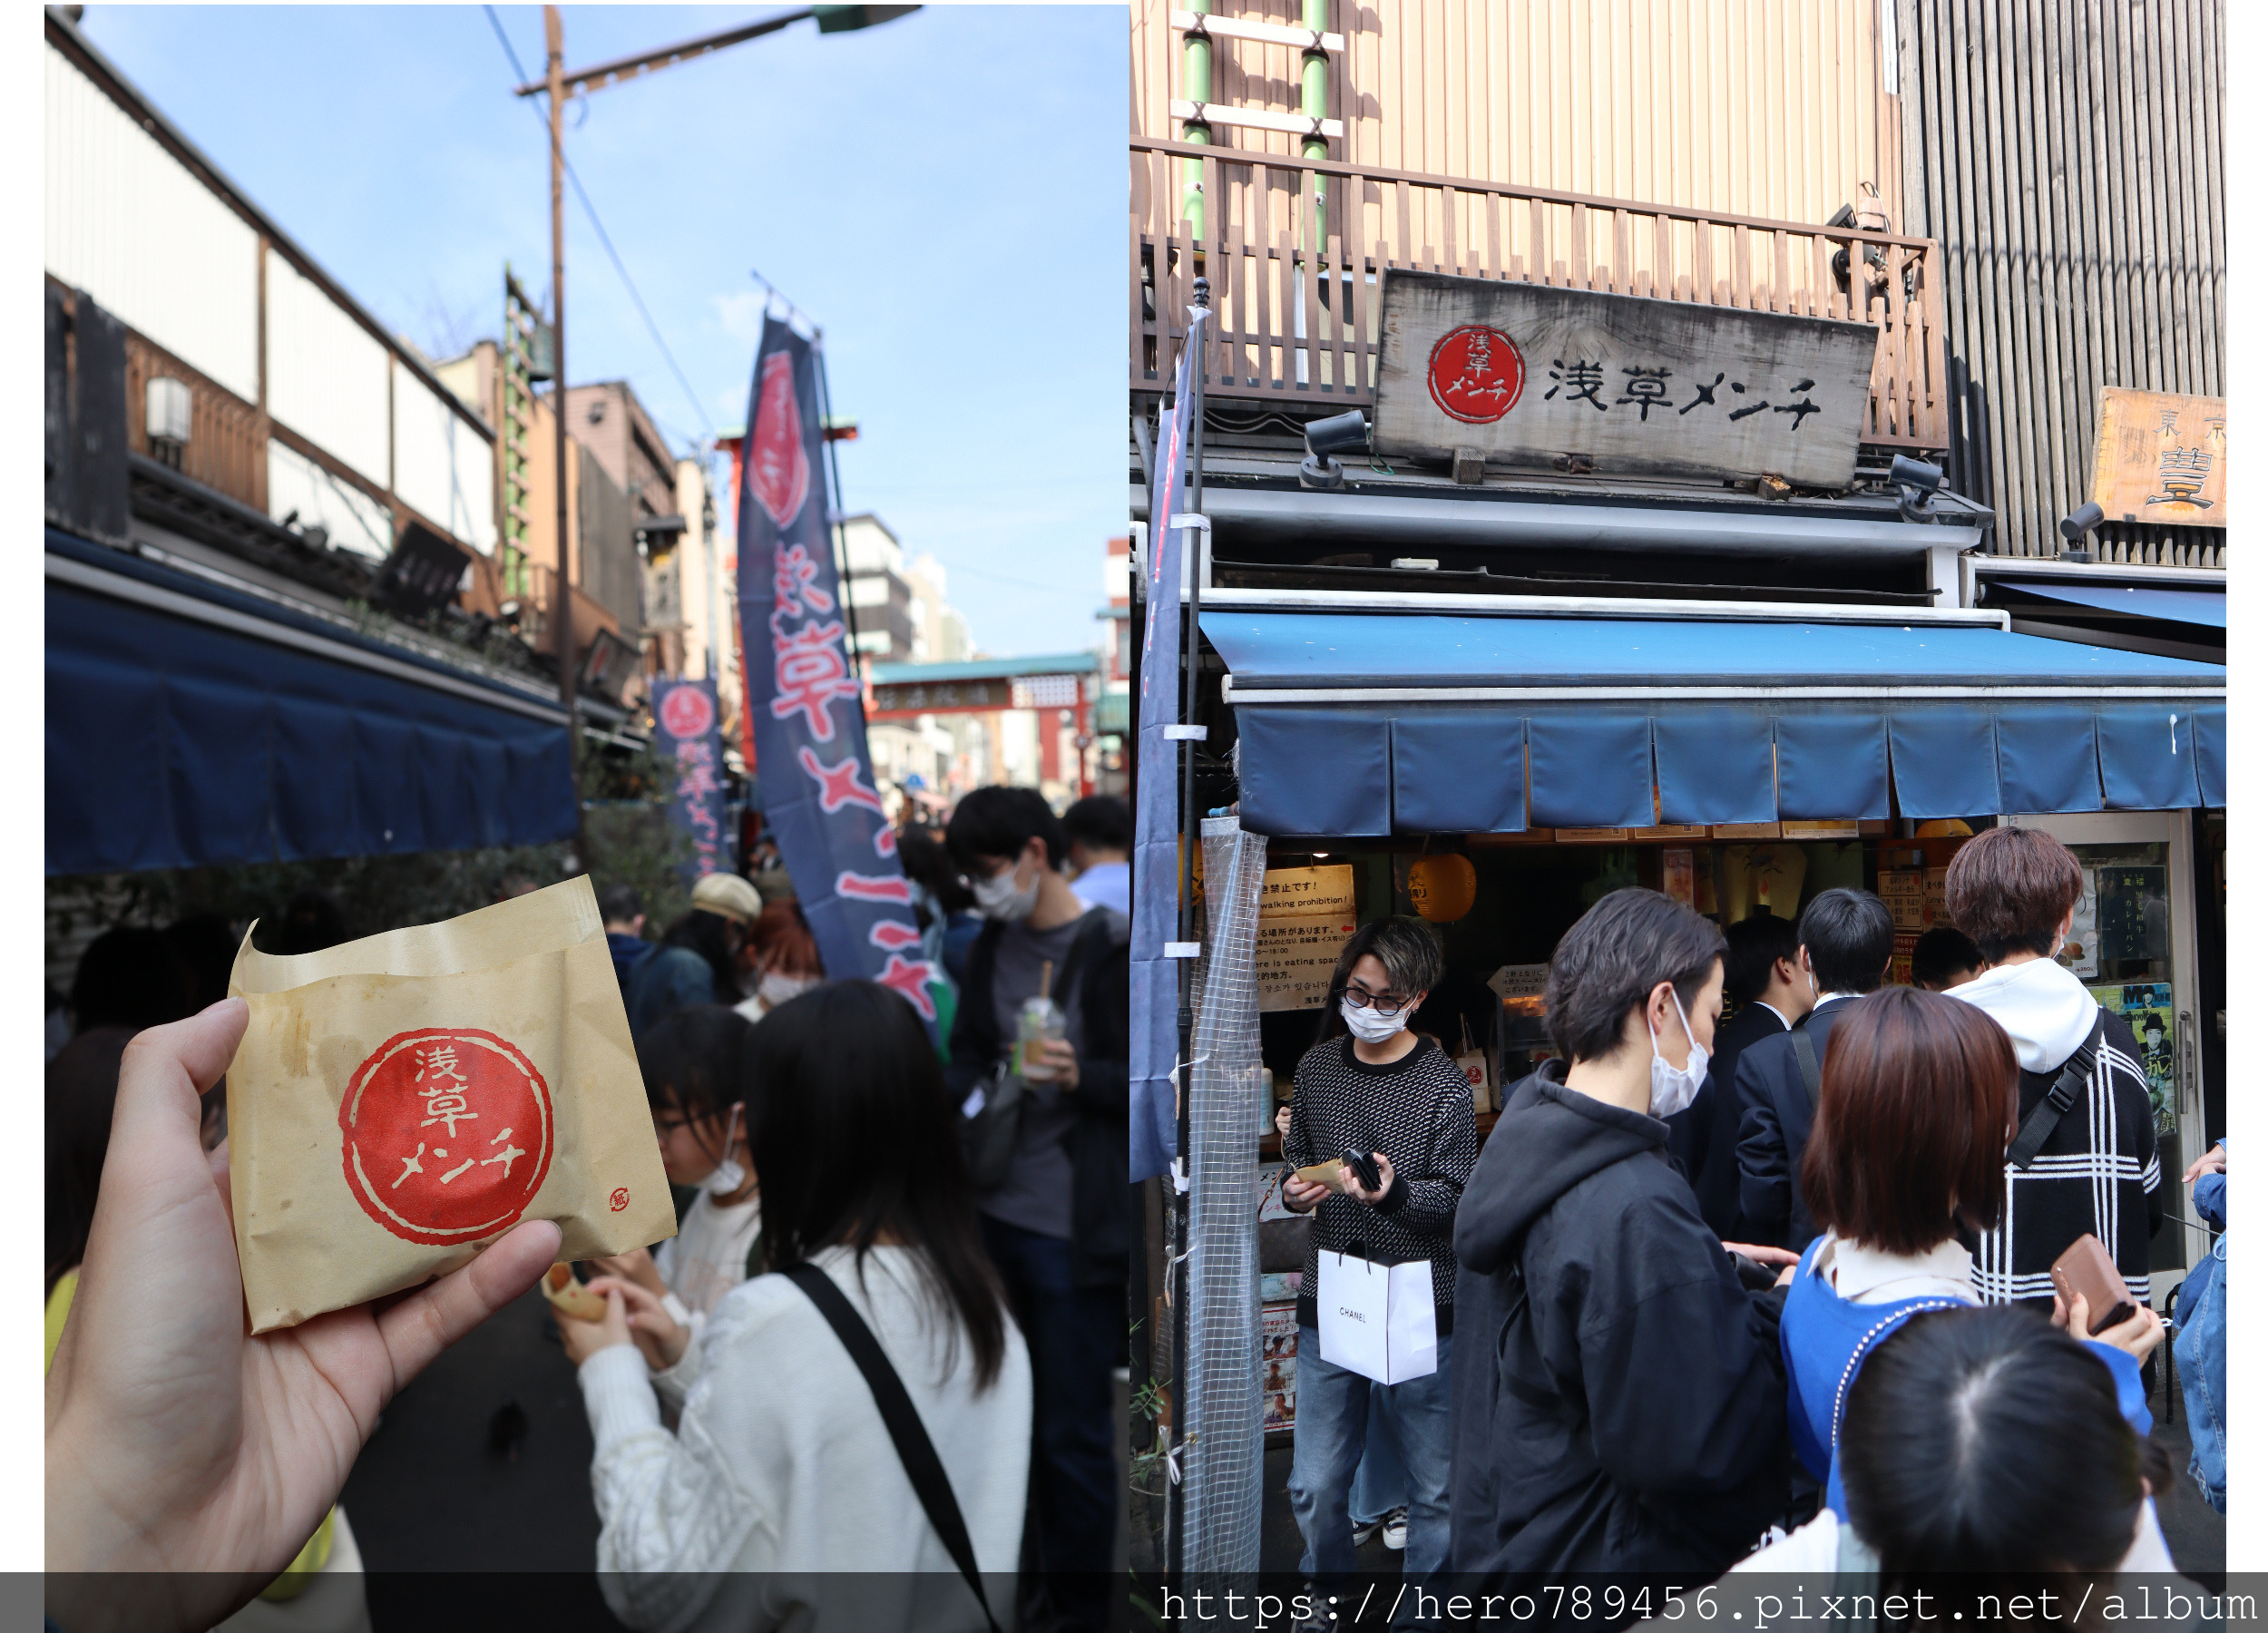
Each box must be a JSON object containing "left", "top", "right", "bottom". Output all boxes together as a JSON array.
[{"left": 1132, "top": 136, "right": 1948, "bottom": 453}]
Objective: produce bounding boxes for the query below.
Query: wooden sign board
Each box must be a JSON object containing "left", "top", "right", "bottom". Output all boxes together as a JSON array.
[
  {"left": 2088, "top": 388, "right": 2227, "bottom": 526},
  {"left": 1256, "top": 914, "right": 1358, "bottom": 1012},
  {"left": 1374, "top": 270, "right": 1882, "bottom": 487},
  {"left": 1259, "top": 865, "right": 1356, "bottom": 921},
  {"left": 870, "top": 678, "right": 1012, "bottom": 717}
]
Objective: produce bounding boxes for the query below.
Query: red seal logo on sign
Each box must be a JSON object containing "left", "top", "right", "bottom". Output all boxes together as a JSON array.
[
  {"left": 1426, "top": 325, "right": 1525, "bottom": 424},
  {"left": 339, "top": 1029, "right": 555, "bottom": 1246},
  {"left": 748, "top": 350, "right": 812, "bottom": 529},
  {"left": 659, "top": 685, "right": 715, "bottom": 742},
  {"left": 610, "top": 1188, "right": 630, "bottom": 1213}
]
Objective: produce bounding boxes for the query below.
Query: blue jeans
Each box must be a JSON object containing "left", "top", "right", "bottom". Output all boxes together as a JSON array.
[
  {"left": 1288, "top": 1325, "right": 1453, "bottom": 1583},
  {"left": 2175, "top": 1235, "right": 2226, "bottom": 1513},
  {"left": 1350, "top": 1385, "right": 1410, "bottom": 1526}
]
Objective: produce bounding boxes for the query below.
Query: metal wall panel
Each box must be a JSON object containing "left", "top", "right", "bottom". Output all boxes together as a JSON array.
[
  {"left": 44, "top": 44, "right": 259, "bottom": 402},
  {"left": 1133, "top": 0, "right": 1905, "bottom": 230},
  {"left": 392, "top": 360, "right": 498, "bottom": 556},
  {"left": 1900, "top": 0, "right": 2224, "bottom": 564},
  {"left": 264, "top": 247, "right": 390, "bottom": 490},
  {"left": 267, "top": 439, "right": 393, "bottom": 562}
]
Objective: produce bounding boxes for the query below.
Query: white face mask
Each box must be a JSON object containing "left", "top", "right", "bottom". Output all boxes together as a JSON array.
[
  {"left": 699, "top": 1102, "right": 749, "bottom": 1198},
  {"left": 1341, "top": 994, "right": 1409, "bottom": 1045},
  {"left": 758, "top": 971, "right": 818, "bottom": 1007},
  {"left": 1648, "top": 996, "right": 1711, "bottom": 1120},
  {"left": 972, "top": 858, "right": 1041, "bottom": 923}
]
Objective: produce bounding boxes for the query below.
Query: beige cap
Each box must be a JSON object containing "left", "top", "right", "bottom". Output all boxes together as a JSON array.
[{"left": 689, "top": 871, "right": 764, "bottom": 924}]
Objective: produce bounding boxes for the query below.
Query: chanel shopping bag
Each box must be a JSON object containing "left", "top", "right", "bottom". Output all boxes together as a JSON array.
[
  {"left": 1315, "top": 1243, "right": 1438, "bottom": 1385},
  {"left": 226, "top": 876, "right": 675, "bottom": 1333}
]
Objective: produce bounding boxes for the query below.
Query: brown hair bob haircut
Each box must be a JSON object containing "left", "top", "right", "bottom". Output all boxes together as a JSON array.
[
  {"left": 1942, "top": 826, "right": 2085, "bottom": 963},
  {"left": 1800, "top": 985, "right": 2019, "bottom": 1256}
]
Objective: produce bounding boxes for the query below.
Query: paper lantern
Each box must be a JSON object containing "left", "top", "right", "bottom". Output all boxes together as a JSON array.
[{"left": 1407, "top": 853, "right": 1477, "bottom": 922}]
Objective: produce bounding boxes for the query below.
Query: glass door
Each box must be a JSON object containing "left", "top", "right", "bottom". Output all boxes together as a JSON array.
[{"left": 2003, "top": 813, "right": 2204, "bottom": 1302}]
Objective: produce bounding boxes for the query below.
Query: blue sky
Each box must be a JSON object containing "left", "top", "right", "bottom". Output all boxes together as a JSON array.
[{"left": 77, "top": 4, "right": 1124, "bottom": 658}]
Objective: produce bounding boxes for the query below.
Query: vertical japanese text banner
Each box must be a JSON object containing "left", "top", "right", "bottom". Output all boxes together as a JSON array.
[
  {"left": 651, "top": 678, "right": 729, "bottom": 881},
  {"left": 733, "top": 315, "right": 936, "bottom": 1017}
]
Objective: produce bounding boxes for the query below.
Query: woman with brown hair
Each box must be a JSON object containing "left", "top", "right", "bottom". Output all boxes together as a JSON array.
[
  {"left": 734, "top": 898, "right": 825, "bottom": 1023},
  {"left": 1779, "top": 984, "right": 2162, "bottom": 1520}
]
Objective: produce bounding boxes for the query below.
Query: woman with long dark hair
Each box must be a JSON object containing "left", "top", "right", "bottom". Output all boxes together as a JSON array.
[{"left": 567, "top": 980, "right": 1031, "bottom": 1631}]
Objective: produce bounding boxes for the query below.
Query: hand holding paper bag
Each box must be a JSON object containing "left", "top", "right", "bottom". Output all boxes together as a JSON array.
[{"left": 226, "top": 877, "right": 677, "bottom": 1333}]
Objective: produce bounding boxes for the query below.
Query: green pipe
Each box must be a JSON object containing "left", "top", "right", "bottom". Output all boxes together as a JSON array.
[
  {"left": 1180, "top": 0, "right": 1211, "bottom": 236},
  {"left": 1301, "top": 0, "right": 1328, "bottom": 255}
]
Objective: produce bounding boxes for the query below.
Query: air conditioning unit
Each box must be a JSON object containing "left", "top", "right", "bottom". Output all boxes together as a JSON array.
[{"left": 145, "top": 376, "right": 191, "bottom": 467}]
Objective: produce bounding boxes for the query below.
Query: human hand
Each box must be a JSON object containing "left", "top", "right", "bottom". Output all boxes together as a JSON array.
[
  {"left": 559, "top": 1284, "right": 637, "bottom": 1367},
  {"left": 1344, "top": 1153, "right": 1397, "bottom": 1208},
  {"left": 588, "top": 1247, "right": 667, "bottom": 1300},
  {"left": 2184, "top": 1144, "right": 2226, "bottom": 1186},
  {"left": 1274, "top": 1104, "right": 1292, "bottom": 1139},
  {"left": 44, "top": 1000, "right": 558, "bottom": 1633},
  {"left": 584, "top": 1276, "right": 689, "bottom": 1371},
  {"left": 2053, "top": 1290, "right": 2165, "bottom": 1365},
  {"left": 1281, "top": 1174, "right": 1333, "bottom": 1214},
  {"left": 1722, "top": 1242, "right": 1802, "bottom": 1268},
  {"left": 1030, "top": 1037, "right": 1080, "bottom": 1090}
]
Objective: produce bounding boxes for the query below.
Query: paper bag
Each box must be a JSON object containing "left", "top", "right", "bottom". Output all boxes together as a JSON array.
[
  {"left": 1315, "top": 1246, "right": 1438, "bottom": 1385},
  {"left": 226, "top": 877, "right": 677, "bottom": 1333}
]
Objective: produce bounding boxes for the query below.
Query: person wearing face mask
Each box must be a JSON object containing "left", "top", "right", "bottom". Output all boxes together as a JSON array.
[
  {"left": 1732, "top": 887, "right": 1895, "bottom": 1254},
  {"left": 943, "top": 785, "right": 1128, "bottom": 1633},
  {"left": 733, "top": 900, "right": 826, "bottom": 1024},
  {"left": 1450, "top": 887, "right": 1793, "bottom": 1578},
  {"left": 1277, "top": 916, "right": 1474, "bottom": 1613}
]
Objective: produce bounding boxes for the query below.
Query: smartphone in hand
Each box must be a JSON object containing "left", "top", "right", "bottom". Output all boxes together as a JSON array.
[{"left": 1343, "top": 1148, "right": 1383, "bottom": 1192}]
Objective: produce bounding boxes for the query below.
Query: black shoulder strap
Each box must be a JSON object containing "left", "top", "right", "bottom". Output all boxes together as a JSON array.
[
  {"left": 1790, "top": 1027, "right": 1823, "bottom": 1111},
  {"left": 782, "top": 1263, "right": 1000, "bottom": 1632},
  {"left": 2006, "top": 1010, "right": 2108, "bottom": 1171}
]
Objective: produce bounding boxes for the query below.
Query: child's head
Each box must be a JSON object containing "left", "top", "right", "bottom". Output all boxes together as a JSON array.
[{"left": 636, "top": 1004, "right": 754, "bottom": 1186}]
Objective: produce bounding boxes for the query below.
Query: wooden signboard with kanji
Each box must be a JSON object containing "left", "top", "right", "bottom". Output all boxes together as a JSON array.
[
  {"left": 1373, "top": 269, "right": 1882, "bottom": 487},
  {"left": 2088, "top": 388, "right": 2227, "bottom": 527}
]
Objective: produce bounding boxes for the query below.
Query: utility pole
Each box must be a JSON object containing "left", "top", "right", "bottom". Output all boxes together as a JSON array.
[{"left": 545, "top": 4, "right": 583, "bottom": 871}]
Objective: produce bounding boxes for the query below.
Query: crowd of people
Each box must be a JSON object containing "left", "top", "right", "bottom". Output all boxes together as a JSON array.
[
  {"left": 44, "top": 789, "right": 1134, "bottom": 1633},
  {"left": 1271, "top": 825, "right": 2223, "bottom": 1617}
]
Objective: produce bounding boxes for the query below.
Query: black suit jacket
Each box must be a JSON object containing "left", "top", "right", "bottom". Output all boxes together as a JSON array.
[
  {"left": 1734, "top": 994, "right": 1860, "bottom": 1253},
  {"left": 1666, "top": 1001, "right": 1794, "bottom": 1240}
]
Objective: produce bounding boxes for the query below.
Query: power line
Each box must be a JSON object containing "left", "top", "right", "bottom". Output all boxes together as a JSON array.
[{"left": 482, "top": 5, "right": 714, "bottom": 453}]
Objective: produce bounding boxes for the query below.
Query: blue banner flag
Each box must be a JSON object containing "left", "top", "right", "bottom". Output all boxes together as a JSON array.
[
  {"left": 734, "top": 315, "right": 937, "bottom": 1018},
  {"left": 651, "top": 678, "right": 729, "bottom": 881},
  {"left": 1130, "top": 307, "right": 1207, "bottom": 1181}
]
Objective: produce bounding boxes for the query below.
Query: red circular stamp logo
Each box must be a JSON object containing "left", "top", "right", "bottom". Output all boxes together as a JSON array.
[
  {"left": 1426, "top": 324, "right": 1525, "bottom": 424},
  {"left": 659, "top": 685, "right": 715, "bottom": 742},
  {"left": 610, "top": 1188, "right": 630, "bottom": 1213},
  {"left": 340, "top": 1029, "right": 555, "bottom": 1246}
]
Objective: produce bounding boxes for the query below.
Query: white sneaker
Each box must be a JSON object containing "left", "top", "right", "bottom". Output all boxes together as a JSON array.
[
  {"left": 1382, "top": 1507, "right": 1408, "bottom": 1550},
  {"left": 1351, "top": 1515, "right": 1383, "bottom": 1547}
]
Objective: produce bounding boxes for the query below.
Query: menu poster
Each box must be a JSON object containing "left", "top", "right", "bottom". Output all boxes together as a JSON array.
[
  {"left": 1256, "top": 914, "right": 1360, "bottom": 1012},
  {"left": 1922, "top": 867, "right": 1950, "bottom": 929},
  {"left": 1891, "top": 931, "right": 1919, "bottom": 988},
  {"left": 1662, "top": 847, "right": 1696, "bottom": 908},
  {"left": 1879, "top": 870, "right": 1925, "bottom": 933},
  {"left": 2058, "top": 868, "right": 2101, "bottom": 979},
  {"left": 2097, "top": 866, "right": 2170, "bottom": 963},
  {"left": 1262, "top": 1304, "right": 1299, "bottom": 1429},
  {"left": 2090, "top": 982, "right": 2176, "bottom": 1131}
]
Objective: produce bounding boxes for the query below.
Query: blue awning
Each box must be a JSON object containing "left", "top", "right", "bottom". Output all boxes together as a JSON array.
[
  {"left": 2016, "top": 580, "right": 2225, "bottom": 629},
  {"left": 48, "top": 529, "right": 578, "bottom": 875},
  {"left": 1205, "top": 611, "right": 2225, "bottom": 834}
]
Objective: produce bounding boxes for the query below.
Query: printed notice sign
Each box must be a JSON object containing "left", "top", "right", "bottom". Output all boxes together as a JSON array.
[
  {"left": 1260, "top": 865, "right": 1356, "bottom": 921},
  {"left": 1256, "top": 914, "right": 1358, "bottom": 1012}
]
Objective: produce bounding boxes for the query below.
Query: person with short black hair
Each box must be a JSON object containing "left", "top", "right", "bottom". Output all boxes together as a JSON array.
[
  {"left": 944, "top": 785, "right": 1127, "bottom": 1629},
  {"left": 1669, "top": 911, "right": 1813, "bottom": 1239},
  {"left": 1451, "top": 889, "right": 1790, "bottom": 1576},
  {"left": 1909, "top": 924, "right": 1983, "bottom": 992},
  {"left": 1733, "top": 887, "right": 1894, "bottom": 1252},
  {"left": 1279, "top": 917, "right": 1474, "bottom": 1591},
  {"left": 1733, "top": 1306, "right": 2178, "bottom": 1583},
  {"left": 1941, "top": 826, "right": 2160, "bottom": 1308},
  {"left": 625, "top": 873, "right": 762, "bottom": 1040},
  {"left": 600, "top": 883, "right": 649, "bottom": 995},
  {"left": 1061, "top": 794, "right": 1131, "bottom": 917},
  {"left": 1778, "top": 985, "right": 2159, "bottom": 1518}
]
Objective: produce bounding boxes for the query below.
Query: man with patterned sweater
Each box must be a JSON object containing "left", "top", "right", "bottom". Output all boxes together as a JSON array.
[
  {"left": 1279, "top": 917, "right": 1475, "bottom": 1595},
  {"left": 1942, "top": 825, "right": 2163, "bottom": 1308}
]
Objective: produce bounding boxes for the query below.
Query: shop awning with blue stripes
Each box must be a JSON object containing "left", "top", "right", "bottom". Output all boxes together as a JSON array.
[
  {"left": 1205, "top": 611, "right": 2226, "bottom": 835},
  {"left": 48, "top": 528, "right": 579, "bottom": 875}
]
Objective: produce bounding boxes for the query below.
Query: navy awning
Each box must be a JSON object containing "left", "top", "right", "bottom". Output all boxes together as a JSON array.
[
  {"left": 1205, "top": 611, "right": 2225, "bottom": 835},
  {"left": 2015, "top": 580, "right": 2225, "bottom": 629},
  {"left": 48, "top": 529, "right": 578, "bottom": 875}
]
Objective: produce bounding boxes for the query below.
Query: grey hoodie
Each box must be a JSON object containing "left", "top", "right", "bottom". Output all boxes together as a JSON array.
[{"left": 1450, "top": 1063, "right": 1792, "bottom": 1575}]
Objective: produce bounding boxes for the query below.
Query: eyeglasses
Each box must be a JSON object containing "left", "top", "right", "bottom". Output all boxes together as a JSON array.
[{"left": 1337, "top": 986, "right": 1414, "bottom": 1016}]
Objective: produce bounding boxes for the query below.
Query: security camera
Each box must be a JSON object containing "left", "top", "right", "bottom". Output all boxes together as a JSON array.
[
  {"left": 1300, "top": 410, "right": 1369, "bottom": 491},
  {"left": 1890, "top": 455, "right": 1944, "bottom": 524},
  {"left": 2058, "top": 501, "right": 2104, "bottom": 562}
]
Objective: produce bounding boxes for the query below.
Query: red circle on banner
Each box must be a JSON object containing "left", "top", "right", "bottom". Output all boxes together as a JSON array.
[
  {"left": 1426, "top": 325, "right": 1526, "bottom": 424},
  {"left": 659, "top": 686, "right": 715, "bottom": 741},
  {"left": 339, "top": 1029, "right": 555, "bottom": 1245}
]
